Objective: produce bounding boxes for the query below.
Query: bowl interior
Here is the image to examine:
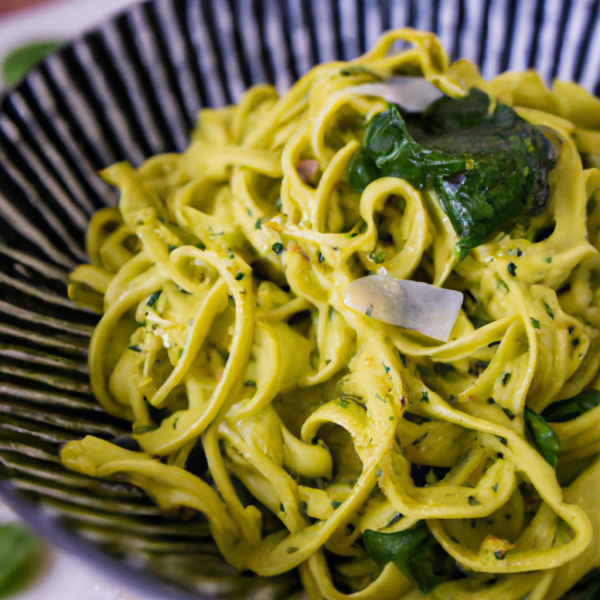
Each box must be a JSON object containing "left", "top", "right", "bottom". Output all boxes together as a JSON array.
[{"left": 0, "top": 0, "right": 599, "bottom": 597}]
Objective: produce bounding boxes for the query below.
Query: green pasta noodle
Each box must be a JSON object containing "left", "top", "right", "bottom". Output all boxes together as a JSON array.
[{"left": 63, "top": 28, "right": 600, "bottom": 600}]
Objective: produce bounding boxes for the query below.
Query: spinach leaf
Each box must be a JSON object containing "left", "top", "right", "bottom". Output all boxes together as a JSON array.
[
  {"left": 363, "top": 522, "right": 455, "bottom": 593},
  {"left": 347, "top": 104, "right": 466, "bottom": 193},
  {"left": 0, "top": 523, "right": 38, "bottom": 593},
  {"left": 348, "top": 89, "right": 557, "bottom": 260},
  {"left": 524, "top": 406, "right": 560, "bottom": 468},
  {"left": 2, "top": 41, "right": 63, "bottom": 87},
  {"left": 542, "top": 391, "right": 600, "bottom": 423}
]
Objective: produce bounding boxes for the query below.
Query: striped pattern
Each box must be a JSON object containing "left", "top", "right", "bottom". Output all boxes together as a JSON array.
[{"left": 0, "top": 0, "right": 599, "bottom": 596}]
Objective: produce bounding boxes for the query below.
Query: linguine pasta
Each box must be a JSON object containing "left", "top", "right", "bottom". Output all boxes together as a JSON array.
[{"left": 63, "top": 29, "right": 600, "bottom": 600}]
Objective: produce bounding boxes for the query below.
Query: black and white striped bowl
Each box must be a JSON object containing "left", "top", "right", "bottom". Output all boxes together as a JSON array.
[{"left": 0, "top": 0, "right": 599, "bottom": 598}]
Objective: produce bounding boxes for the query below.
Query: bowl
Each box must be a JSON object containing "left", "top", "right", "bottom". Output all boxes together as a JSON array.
[{"left": 0, "top": 0, "right": 599, "bottom": 598}]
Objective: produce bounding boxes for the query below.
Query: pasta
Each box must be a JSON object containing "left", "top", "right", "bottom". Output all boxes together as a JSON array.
[{"left": 62, "top": 28, "right": 600, "bottom": 599}]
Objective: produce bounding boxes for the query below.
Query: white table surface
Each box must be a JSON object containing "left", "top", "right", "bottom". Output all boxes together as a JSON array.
[
  {"left": 0, "top": 0, "right": 143, "bottom": 88},
  {"left": 0, "top": 4, "right": 161, "bottom": 598},
  {"left": 0, "top": 502, "right": 153, "bottom": 600}
]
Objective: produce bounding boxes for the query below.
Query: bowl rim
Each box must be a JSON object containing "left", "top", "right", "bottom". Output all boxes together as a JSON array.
[
  {"left": 1, "top": 0, "right": 599, "bottom": 599},
  {"left": 0, "top": 479, "right": 200, "bottom": 599},
  {"left": 0, "top": 2, "right": 210, "bottom": 596}
]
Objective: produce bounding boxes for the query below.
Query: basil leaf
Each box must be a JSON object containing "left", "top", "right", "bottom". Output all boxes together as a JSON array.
[
  {"left": 0, "top": 523, "right": 38, "bottom": 592},
  {"left": 348, "top": 89, "right": 557, "bottom": 260},
  {"left": 542, "top": 391, "right": 600, "bottom": 423},
  {"left": 524, "top": 406, "right": 560, "bottom": 468},
  {"left": 3, "top": 41, "right": 63, "bottom": 87},
  {"left": 363, "top": 522, "right": 455, "bottom": 594}
]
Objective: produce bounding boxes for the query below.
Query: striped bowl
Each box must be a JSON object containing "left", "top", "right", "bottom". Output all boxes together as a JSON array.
[{"left": 0, "top": 0, "right": 599, "bottom": 598}]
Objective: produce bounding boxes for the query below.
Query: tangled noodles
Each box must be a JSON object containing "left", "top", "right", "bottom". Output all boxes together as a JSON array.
[{"left": 64, "top": 29, "right": 600, "bottom": 600}]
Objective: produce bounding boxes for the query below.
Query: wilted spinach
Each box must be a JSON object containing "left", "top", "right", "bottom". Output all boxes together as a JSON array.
[
  {"left": 524, "top": 406, "right": 560, "bottom": 468},
  {"left": 348, "top": 88, "right": 557, "bottom": 260},
  {"left": 363, "top": 522, "right": 455, "bottom": 593},
  {"left": 542, "top": 390, "right": 600, "bottom": 423}
]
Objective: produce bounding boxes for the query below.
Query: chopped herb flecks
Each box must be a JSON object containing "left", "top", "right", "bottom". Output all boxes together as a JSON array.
[
  {"left": 502, "top": 407, "right": 516, "bottom": 421},
  {"left": 147, "top": 290, "right": 162, "bottom": 307},
  {"left": 416, "top": 364, "right": 432, "bottom": 377},
  {"left": 412, "top": 433, "right": 428, "bottom": 446},
  {"left": 497, "top": 278, "right": 509, "bottom": 293},
  {"left": 369, "top": 248, "right": 387, "bottom": 264},
  {"left": 399, "top": 352, "right": 407, "bottom": 368}
]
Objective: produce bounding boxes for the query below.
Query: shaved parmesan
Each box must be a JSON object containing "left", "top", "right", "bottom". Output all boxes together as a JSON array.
[
  {"left": 344, "top": 275, "right": 463, "bottom": 341},
  {"left": 346, "top": 77, "right": 444, "bottom": 112}
]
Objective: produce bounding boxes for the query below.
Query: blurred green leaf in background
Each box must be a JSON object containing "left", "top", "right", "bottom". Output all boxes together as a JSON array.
[
  {"left": 0, "top": 523, "right": 40, "bottom": 597},
  {"left": 2, "top": 40, "right": 63, "bottom": 87}
]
